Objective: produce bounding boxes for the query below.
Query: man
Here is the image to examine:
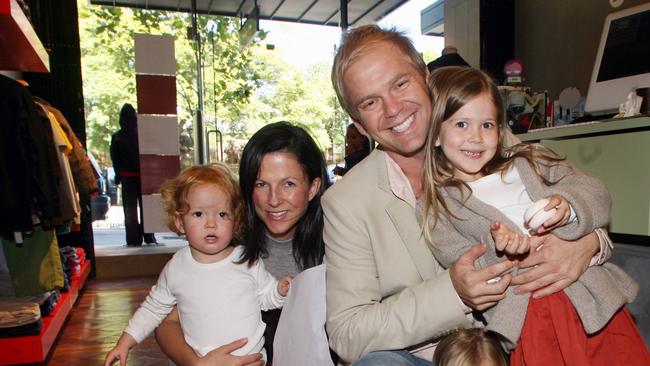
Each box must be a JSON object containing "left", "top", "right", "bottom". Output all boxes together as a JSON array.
[
  {"left": 110, "top": 103, "right": 157, "bottom": 246},
  {"left": 333, "top": 123, "right": 370, "bottom": 176},
  {"left": 323, "top": 25, "right": 608, "bottom": 364}
]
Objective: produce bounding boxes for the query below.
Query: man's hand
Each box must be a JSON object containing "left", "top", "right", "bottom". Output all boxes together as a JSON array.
[
  {"left": 450, "top": 243, "right": 515, "bottom": 311},
  {"left": 511, "top": 231, "right": 598, "bottom": 298},
  {"left": 197, "top": 339, "right": 265, "bottom": 366}
]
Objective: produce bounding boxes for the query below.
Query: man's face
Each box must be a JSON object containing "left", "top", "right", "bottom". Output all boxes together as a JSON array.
[{"left": 343, "top": 41, "right": 431, "bottom": 160}]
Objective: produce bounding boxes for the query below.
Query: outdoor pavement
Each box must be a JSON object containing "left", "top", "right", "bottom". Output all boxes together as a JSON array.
[{"left": 92, "top": 205, "right": 186, "bottom": 256}]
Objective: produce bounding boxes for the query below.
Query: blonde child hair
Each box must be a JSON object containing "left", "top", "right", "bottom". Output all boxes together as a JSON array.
[
  {"left": 159, "top": 163, "right": 245, "bottom": 242},
  {"left": 422, "top": 66, "right": 566, "bottom": 244},
  {"left": 433, "top": 328, "right": 508, "bottom": 366}
]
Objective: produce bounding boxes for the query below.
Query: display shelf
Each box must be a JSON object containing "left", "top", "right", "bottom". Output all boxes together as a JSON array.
[{"left": 0, "top": 260, "right": 90, "bottom": 365}]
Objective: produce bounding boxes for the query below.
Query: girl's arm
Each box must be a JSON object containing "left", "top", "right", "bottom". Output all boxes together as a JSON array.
[{"left": 536, "top": 160, "right": 611, "bottom": 239}]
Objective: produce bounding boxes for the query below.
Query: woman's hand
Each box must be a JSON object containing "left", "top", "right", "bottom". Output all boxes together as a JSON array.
[
  {"left": 511, "top": 231, "right": 598, "bottom": 298},
  {"left": 197, "top": 339, "right": 264, "bottom": 366},
  {"left": 450, "top": 243, "right": 516, "bottom": 311}
]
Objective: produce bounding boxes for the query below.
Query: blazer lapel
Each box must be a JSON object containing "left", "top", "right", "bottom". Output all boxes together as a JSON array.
[{"left": 386, "top": 195, "right": 437, "bottom": 281}]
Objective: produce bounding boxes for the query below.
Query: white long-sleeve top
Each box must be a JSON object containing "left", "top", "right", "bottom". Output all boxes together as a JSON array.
[{"left": 124, "top": 245, "right": 284, "bottom": 358}]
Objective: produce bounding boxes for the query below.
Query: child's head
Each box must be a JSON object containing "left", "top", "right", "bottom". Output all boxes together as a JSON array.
[
  {"left": 160, "top": 163, "right": 244, "bottom": 255},
  {"left": 425, "top": 66, "right": 507, "bottom": 183},
  {"left": 433, "top": 328, "right": 508, "bottom": 366}
]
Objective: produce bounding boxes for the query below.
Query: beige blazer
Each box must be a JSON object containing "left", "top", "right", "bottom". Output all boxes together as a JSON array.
[{"left": 323, "top": 149, "right": 471, "bottom": 363}]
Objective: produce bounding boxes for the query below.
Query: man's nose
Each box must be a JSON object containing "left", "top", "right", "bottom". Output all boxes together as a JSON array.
[{"left": 383, "top": 96, "right": 402, "bottom": 118}]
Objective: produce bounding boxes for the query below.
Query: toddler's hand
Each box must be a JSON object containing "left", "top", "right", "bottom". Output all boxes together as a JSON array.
[
  {"left": 536, "top": 195, "right": 571, "bottom": 234},
  {"left": 104, "top": 333, "right": 136, "bottom": 366},
  {"left": 104, "top": 345, "right": 129, "bottom": 366},
  {"left": 491, "top": 221, "right": 531, "bottom": 255},
  {"left": 277, "top": 276, "right": 292, "bottom": 297}
]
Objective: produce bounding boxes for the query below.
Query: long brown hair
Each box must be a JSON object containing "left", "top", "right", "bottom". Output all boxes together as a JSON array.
[{"left": 422, "top": 67, "right": 566, "bottom": 245}]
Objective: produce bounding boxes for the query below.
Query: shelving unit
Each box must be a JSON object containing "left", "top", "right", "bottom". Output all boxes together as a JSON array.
[{"left": 0, "top": 260, "right": 91, "bottom": 365}]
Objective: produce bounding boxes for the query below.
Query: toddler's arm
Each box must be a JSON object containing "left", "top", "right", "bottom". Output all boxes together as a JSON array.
[{"left": 104, "top": 332, "right": 137, "bottom": 366}]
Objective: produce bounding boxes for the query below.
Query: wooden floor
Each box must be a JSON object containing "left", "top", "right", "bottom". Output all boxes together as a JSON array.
[{"left": 44, "top": 276, "right": 168, "bottom": 366}]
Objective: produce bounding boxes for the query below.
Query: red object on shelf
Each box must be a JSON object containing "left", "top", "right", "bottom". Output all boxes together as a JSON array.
[
  {"left": 0, "top": 261, "right": 91, "bottom": 365},
  {"left": 0, "top": 0, "right": 50, "bottom": 72}
]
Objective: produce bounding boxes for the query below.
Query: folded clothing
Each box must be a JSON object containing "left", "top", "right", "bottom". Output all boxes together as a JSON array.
[{"left": 0, "top": 297, "right": 42, "bottom": 337}]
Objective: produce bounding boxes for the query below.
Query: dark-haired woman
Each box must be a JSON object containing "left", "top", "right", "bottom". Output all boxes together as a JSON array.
[{"left": 155, "top": 122, "right": 330, "bottom": 366}]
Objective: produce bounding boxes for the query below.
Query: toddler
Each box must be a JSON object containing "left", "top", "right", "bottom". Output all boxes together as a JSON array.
[{"left": 104, "top": 163, "right": 290, "bottom": 366}]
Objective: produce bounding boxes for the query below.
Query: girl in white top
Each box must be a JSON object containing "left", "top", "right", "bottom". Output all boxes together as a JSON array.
[
  {"left": 420, "top": 66, "right": 648, "bottom": 366},
  {"left": 104, "top": 163, "right": 291, "bottom": 366}
]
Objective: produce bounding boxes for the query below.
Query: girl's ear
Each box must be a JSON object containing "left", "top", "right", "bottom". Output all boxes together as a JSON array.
[
  {"left": 173, "top": 215, "right": 185, "bottom": 234},
  {"left": 307, "top": 177, "right": 322, "bottom": 202},
  {"left": 435, "top": 136, "right": 441, "bottom": 147}
]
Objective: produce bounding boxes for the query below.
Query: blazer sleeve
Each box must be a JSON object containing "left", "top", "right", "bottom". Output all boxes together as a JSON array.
[{"left": 323, "top": 192, "right": 469, "bottom": 363}]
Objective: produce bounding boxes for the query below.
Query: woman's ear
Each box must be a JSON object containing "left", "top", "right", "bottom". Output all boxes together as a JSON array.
[
  {"left": 435, "top": 136, "right": 441, "bottom": 147},
  {"left": 174, "top": 215, "right": 185, "bottom": 234},
  {"left": 307, "top": 178, "right": 322, "bottom": 201}
]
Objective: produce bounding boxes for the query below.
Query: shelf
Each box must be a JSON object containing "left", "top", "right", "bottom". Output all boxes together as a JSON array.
[
  {"left": 0, "top": 260, "right": 91, "bottom": 365},
  {"left": 0, "top": 0, "right": 50, "bottom": 72}
]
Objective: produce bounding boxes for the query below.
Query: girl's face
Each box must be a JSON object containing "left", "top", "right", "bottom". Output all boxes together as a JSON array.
[
  {"left": 435, "top": 93, "right": 499, "bottom": 182},
  {"left": 174, "top": 183, "right": 234, "bottom": 264},
  {"left": 252, "top": 152, "right": 321, "bottom": 241}
]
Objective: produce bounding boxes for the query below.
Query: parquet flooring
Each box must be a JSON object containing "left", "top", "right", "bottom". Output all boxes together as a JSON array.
[{"left": 44, "top": 276, "right": 168, "bottom": 366}]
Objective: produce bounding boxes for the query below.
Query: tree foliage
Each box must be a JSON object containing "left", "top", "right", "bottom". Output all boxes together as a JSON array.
[{"left": 78, "top": 2, "right": 347, "bottom": 168}]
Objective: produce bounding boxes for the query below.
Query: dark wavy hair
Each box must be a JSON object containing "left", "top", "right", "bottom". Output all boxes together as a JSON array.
[{"left": 238, "top": 121, "right": 330, "bottom": 269}]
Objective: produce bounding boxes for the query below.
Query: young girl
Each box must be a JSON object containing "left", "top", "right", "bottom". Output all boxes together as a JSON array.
[
  {"left": 419, "top": 66, "right": 649, "bottom": 365},
  {"left": 104, "top": 163, "right": 291, "bottom": 366}
]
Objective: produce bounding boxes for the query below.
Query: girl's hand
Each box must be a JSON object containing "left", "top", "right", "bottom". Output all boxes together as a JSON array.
[
  {"left": 198, "top": 339, "right": 264, "bottom": 366},
  {"left": 277, "top": 276, "right": 292, "bottom": 297},
  {"left": 536, "top": 195, "right": 571, "bottom": 234},
  {"left": 491, "top": 221, "right": 531, "bottom": 255}
]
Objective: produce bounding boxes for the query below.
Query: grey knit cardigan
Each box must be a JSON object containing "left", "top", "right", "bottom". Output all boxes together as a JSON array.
[{"left": 417, "top": 157, "right": 638, "bottom": 350}]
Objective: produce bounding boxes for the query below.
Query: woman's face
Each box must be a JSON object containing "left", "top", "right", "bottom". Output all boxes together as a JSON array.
[{"left": 252, "top": 152, "right": 321, "bottom": 241}]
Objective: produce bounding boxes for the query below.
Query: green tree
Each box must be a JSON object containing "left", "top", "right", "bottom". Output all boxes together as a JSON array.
[{"left": 78, "top": 2, "right": 263, "bottom": 167}]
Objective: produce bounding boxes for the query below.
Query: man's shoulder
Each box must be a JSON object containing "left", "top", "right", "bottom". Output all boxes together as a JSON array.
[{"left": 325, "top": 150, "right": 383, "bottom": 201}]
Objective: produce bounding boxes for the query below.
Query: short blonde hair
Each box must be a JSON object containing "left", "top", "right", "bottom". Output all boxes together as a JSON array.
[
  {"left": 331, "top": 24, "right": 427, "bottom": 122},
  {"left": 159, "top": 163, "right": 244, "bottom": 240},
  {"left": 433, "top": 329, "right": 507, "bottom": 366}
]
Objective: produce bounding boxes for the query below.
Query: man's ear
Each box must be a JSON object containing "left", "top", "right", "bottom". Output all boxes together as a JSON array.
[{"left": 352, "top": 120, "right": 368, "bottom": 136}]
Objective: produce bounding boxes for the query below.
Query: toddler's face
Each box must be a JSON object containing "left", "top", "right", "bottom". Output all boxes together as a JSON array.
[
  {"left": 435, "top": 93, "right": 499, "bottom": 182},
  {"left": 175, "top": 183, "right": 235, "bottom": 264}
]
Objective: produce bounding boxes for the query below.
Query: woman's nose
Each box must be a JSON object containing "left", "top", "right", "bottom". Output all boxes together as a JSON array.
[{"left": 268, "top": 187, "right": 282, "bottom": 206}]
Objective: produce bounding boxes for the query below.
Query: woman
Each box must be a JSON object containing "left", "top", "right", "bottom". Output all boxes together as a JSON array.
[{"left": 154, "top": 122, "right": 330, "bottom": 365}]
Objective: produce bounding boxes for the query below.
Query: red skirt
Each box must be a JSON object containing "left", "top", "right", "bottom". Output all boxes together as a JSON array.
[{"left": 510, "top": 291, "right": 650, "bottom": 366}]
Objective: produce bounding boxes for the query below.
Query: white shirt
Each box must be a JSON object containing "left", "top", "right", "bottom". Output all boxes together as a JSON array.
[{"left": 124, "top": 245, "right": 284, "bottom": 359}]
